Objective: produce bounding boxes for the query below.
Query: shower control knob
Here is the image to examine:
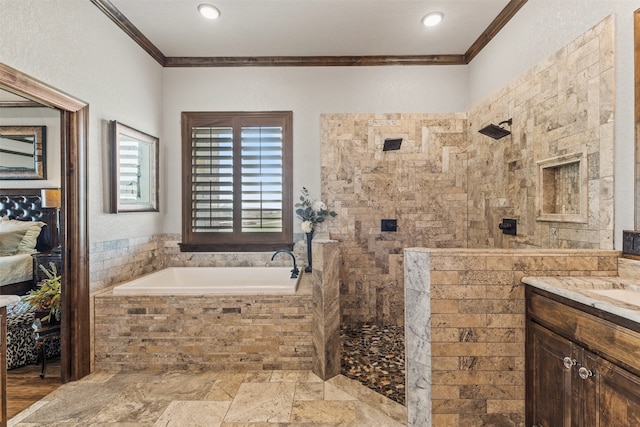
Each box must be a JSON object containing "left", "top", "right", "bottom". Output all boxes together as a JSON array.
[{"left": 498, "top": 218, "right": 517, "bottom": 236}]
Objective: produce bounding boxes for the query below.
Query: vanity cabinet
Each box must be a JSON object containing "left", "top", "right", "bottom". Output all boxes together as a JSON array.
[{"left": 526, "top": 286, "right": 640, "bottom": 427}]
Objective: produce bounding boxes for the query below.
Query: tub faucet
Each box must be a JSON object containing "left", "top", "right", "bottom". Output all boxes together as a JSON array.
[{"left": 271, "top": 249, "right": 299, "bottom": 278}]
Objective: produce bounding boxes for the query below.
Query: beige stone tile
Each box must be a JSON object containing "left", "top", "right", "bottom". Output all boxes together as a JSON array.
[
  {"left": 8, "top": 401, "right": 50, "bottom": 427},
  {"left": 294, "top": 382, "right": 325, "bottom": 401},
  {"left": 21, "top": 382, "right": 122, "bottom": 424},
  {"left": 204, "top": 372, "right": 246, "bottom": 401},
  {"left": 323, "top": 382, "right": 358, "bottom": 401},
  {"left": 153, "top": 401, "right": 230, "bottom": 427},
  {"left": 290, "top": 400, "right": 356, "bottom": 423},
  {"left": 224, "top": 382, "right": 295, "bottom": 423},
  {"left": 354, "top": 401, "right": 406, "bottom": 427},
  {"left": 306, "top": 371, "right": 324, "bottom": 383},
  {"left": 243, "top": 370, "right": 273, "bottom": 383},
  {"left": 326, "top": 376, "right": 406, "bottom": 424},
  {"left": 270, "top": 370, "right": 310, "bottom": 383}
]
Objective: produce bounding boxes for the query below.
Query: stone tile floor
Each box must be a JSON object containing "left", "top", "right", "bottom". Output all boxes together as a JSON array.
[
  {"left": 341, "top": 324, "right": 406, "bottom": 406},
  {"left": 9, "top": 369, "right": 406, "bottom": 426}
]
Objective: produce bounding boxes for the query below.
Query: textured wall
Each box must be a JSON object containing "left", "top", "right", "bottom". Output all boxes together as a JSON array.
[
  {"left": 89, "top": 236, "right": 164, "bottom": 294},
  {"left": 94, "top": 277, "right": 314, "bottom": 372},
  {"left": 405, "top": 248, "right": 620, "bottom": 427},
  {"left": 467, "top": 16, "right": 614, "bottom": 250},
  {"left": 321, "top": 113, "right": 468, "bottom": 326}
]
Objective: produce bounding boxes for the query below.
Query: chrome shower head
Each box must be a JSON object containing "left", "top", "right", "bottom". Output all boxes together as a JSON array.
[{"left": 478, "top": 118, "right": 512, "bottom": 140}]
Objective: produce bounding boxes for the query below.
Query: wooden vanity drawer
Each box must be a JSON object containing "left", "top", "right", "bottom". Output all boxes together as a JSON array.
[{"left": 528, "top": 290, "right": 640, "bottom": 376}]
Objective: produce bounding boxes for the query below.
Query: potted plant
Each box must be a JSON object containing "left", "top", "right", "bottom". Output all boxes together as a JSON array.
[{"left": 22, "top": 262, "right": 61, "bottom": 323}]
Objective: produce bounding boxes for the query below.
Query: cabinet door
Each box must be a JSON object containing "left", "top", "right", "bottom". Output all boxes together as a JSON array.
[
  {"left": 582, "top": 351, "right": 640, "bottom": 426},
  {"left": 527, "top": 321, "right": 577, "bottom": 427}
]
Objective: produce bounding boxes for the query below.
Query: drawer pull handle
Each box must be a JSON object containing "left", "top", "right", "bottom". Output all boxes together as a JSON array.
[
  {"left": 563, "top": 357, "right": 577, "bottom": 369},
  {"left": 578, "top": 367, "right": 594, "bottom": 380}
]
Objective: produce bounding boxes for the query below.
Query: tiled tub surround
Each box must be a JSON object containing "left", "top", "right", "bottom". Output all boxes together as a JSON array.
[
  {"left": 94, "top": 274, "right": 314, "bottom": 372},
  {"left": 94, "top": 239, "right": 343, "bottom": 380},
  {"left": 404, "top": 248, "right": 619, "bottom": 427}
]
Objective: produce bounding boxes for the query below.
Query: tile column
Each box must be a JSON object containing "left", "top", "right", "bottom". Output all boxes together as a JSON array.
[
  {"left": 404, "top": 248, "right": 432, "bottom": 427},
  {"left": 311, "top": 239, "right": 341, "bottom": 380}
]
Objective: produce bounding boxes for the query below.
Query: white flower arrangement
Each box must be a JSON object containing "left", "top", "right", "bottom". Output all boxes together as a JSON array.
[{"left": 295, "top": 187, "right": 337, "bottom": 234}]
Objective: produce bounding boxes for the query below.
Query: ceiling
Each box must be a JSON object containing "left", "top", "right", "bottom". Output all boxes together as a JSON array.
[{"left": 96, "top": 0, "right": 527, "bottom": 66}]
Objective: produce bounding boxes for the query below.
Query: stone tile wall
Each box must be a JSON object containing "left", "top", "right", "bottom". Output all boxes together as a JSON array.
[
  {"left": 321, "top": 113, "right": 468, "bottom": 326},
  {"left": 89, "top": 235, "right": 164, "bottom": 294},
  {"left": 89, "top": 234, "right": 305, "bottom": 294},
  {"left": 405, "top": 248, "right": 620, "bottom": 427},
  {"left": 466, "top": 16, "right": 614, "bottom": 250},
  {"left": 311, "top": 238, "right": 341, "bottom": 380},
  {"left": 94, "top": 276, "right": 314, "bottom": 372}
]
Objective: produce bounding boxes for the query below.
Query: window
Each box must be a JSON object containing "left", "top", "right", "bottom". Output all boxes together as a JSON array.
[{"left": 180, "top": 111, "right": 293, "bottom": 251}]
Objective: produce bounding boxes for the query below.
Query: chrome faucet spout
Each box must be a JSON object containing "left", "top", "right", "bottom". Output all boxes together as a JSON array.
[{"left": 271, "top": 249, "right": 299, "bottom": 278}]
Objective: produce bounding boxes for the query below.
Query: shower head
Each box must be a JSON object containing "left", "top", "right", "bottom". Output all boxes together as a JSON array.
[{"left": 478, "top": 119, "right": 512, "bottom": 140}]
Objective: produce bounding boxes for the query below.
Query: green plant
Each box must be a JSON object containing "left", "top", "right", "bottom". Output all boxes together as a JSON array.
[
  {"left": 295, "top": 187, "right": 337, "bottom": 233},
  {"left": 22, "top": 262, "right": 61, "bottom": 322}
]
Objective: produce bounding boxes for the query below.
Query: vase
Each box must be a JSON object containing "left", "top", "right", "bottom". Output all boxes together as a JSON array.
[{"left": 305, "top": 231, "right": 314, "bottom": 272}]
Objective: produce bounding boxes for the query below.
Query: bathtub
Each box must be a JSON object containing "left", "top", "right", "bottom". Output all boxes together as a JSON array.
[{"left": 111, "top": 267, "right": 301, "bottom": 295}]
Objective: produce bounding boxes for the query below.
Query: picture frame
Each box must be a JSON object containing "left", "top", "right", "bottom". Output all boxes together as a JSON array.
[
  {"left": 109, "top": 121, "right": 159, "bottom": 213},
  {"left": 0, "top": 125, "right": 46, "bottom": 180}
]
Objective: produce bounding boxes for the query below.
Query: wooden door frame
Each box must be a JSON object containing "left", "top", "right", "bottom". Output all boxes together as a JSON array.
[{"left": 0, "top": 62, "right": 90, "bottom": 381}]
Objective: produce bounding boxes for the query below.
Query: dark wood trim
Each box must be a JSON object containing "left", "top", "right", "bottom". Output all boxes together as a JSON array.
[
  {"left": 90, "top": 0, "right": 166, "bottom": 66},
  {"left": 0, "top": 101, "right": 42, "bottom": 108},
  {"left": 635, "top": 8, "right": 640, "bottom": 228},
  {"left": 165, "top": 54, "right": 466, "bottom": 67},
  {"left": 181, "top": 111, "right": 293, "bottom": 250},
  {"left": 464, "top": 0, "right": 529, "bottom": 63},
  {"left": 0, "top": 307, "right": 6, "bottom": 427},
  {"left": 91, "top": 1, "right": 525, "bottom": 67},
  {"left": 61, "top": 106, "right": 91, "bottom": 381},
  {"left": 0, "top": 62, "right": 90, "bottom": 382},
  {"left": 0, "top": 64, "right": 85, "bottom": 112},
  {"left": 179, "top": 242, "right": 294, "bottom": 252}
]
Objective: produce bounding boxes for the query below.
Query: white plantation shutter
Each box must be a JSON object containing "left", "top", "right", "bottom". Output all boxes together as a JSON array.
[{"left": 181, "top": 111, "right": 292, "bottom": 251}]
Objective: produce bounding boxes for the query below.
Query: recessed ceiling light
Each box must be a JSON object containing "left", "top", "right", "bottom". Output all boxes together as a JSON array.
[
  {"left": 198, "top": 4, "right": 220, "bottom": 20},
  {"left": 422, "top": 12, "right": 444, "bottom": 27}
]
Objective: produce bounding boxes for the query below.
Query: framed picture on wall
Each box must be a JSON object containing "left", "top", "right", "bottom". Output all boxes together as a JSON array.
[{"left": 109, "top": 121, "right": 159, "bottom": 213}]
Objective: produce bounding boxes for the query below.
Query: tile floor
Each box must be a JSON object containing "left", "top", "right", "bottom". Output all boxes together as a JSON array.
[
  {"left": 9, "top": 369, "right": 406, "bottom": 426},
  {"left": 341, "top": 324, "right": 405, "bottom": 405}
]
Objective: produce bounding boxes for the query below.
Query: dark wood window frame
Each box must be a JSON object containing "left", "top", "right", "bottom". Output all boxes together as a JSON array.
[{"left": 180, "top": 111, "right": 293, "bottom": 252}]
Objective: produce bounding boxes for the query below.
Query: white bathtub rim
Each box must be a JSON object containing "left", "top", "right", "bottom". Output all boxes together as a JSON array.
[{"left": 111, "top": 267, "right": 302, "bottom": 296}]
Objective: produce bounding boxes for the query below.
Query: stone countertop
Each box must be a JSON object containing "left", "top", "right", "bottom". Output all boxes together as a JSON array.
[{"left": 522, "top": 276, "right": 640, "bottom": 324}]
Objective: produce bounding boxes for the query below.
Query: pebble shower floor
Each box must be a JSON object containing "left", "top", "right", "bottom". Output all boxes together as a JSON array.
[{"left": 340, "top": 323, "right": 406, "bottom": 405}]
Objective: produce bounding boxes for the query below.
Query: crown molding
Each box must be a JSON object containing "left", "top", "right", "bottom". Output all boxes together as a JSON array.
[{"left": 164, "top": 55, "right": 467, "bottom": 67}]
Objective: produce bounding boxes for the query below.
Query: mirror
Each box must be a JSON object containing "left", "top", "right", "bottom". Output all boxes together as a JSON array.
[
  {"left": 0, "top": 125, "right": 46, "bottom": 179},
  {"left": 109, "top": 120, "right": 159, "bottom": 213}
]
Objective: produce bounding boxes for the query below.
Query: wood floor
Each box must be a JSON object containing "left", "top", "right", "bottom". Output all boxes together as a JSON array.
[{"left": 6, "top": 358, "right": 62, "bottom": 419}]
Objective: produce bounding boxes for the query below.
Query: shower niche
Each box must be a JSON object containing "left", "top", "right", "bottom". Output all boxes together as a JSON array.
[{"left": 536, "top": 151, "right": 588, "bottom": 223}]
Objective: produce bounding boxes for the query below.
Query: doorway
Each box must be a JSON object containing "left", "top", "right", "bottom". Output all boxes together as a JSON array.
[{"left": 0, "top": 63, "right": 90, "bottom": 392}]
